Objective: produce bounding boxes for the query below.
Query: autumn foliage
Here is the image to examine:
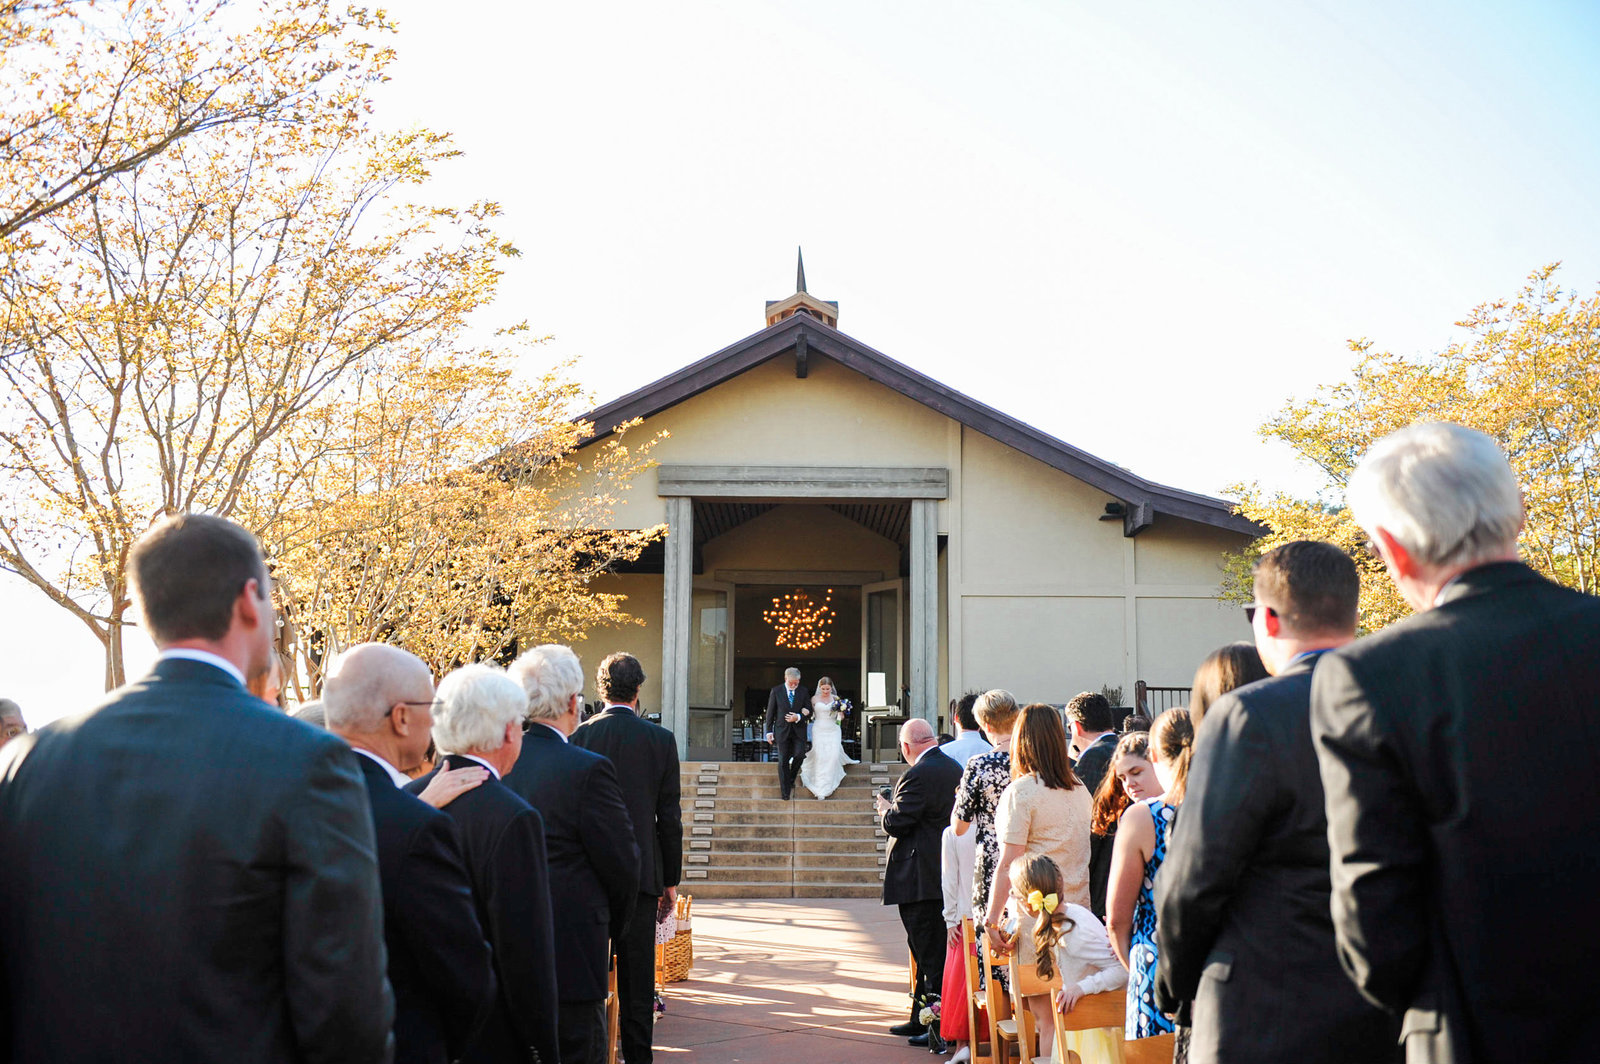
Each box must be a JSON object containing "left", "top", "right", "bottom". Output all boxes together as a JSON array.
[{"left": 1227, "top": 264, "right": 1600, "bottom": 630}]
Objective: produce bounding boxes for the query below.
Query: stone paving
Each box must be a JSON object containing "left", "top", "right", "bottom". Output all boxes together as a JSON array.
[{"left": 650, "top": 897, "right": 947, "bottom": 1063}]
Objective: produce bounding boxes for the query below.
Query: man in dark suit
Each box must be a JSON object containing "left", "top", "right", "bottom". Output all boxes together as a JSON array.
[
  {"left": 570, "top": 652, "right": 681, "bottom": 1064},
  {"left": 762, "top": 666, "right": 811, "bottom": 800},
  {"left": 1311, "top": 422, "right": 1600, "bottom": 1064},
  {"left": 408, "top": 664, "right": 560, "bottom": 1064},
  {"left": 877, "top": 717, "right": 964, "bottom": 1051},
  {"left": 1155, "top": 541, "right": 1400, "bottom": 1064},
  {"left": 324, "top": 643, "right": 498, "bottom": 1064},
  {"left": 1064, "top": 690, "right": 1118, "bottom": 794},
  {"left": 0, "top": 513, "right": 393, "bottom": 1063},
  {"left": 506, "top": 645, "right": 641, "bottom": 1064}
]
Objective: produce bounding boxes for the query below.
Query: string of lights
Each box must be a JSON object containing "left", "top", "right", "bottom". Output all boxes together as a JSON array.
[{"left": 762, "top": 588, "right": 836, "bottom": 650}]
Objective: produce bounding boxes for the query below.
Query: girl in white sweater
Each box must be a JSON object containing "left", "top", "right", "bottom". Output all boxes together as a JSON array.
[{"left": 1008, "top": 852, "right": 1127, "bottom": 1060}]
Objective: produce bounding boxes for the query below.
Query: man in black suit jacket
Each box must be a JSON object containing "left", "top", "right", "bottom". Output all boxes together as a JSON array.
[
  {"left": 762, "top": 667, "right": 812, "bottom": 800},
  {"left": 877, "top": 717, "right": 964, "bottom": 1049},
  {"left": 408, "top": 664, "right": 560, "bottom": 1064},
  {"left": 1311, "top": 423, "right": 1600, "bottom": 1064},
  {"left": 1156, "top": 541, "right": 1400, "bottom": 1064},
  {"left": 0, "top": 514, "right": 393, "bottom": 1063},
  {"left": 1065, "top": 691, "right": 1118, "bottom": 795},
  {"left": 506, "top": 645, "right": 641, "bottom": 1064},
  {"left": 325, "top": 643, "right": 498, "bottom": 1064},
  {"left": 570, "top": 652, "right": 681, "bottom": 1064}
]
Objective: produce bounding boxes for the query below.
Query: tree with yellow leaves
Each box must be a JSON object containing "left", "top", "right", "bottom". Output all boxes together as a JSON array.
[
  {"left": 1227, "top": 264, "right": 1600, "bottom": 631},
  {"left": 0, "top": 1, "right": 535, "bottom": 688},
  {"left": 251, "top": 349, "right": 664, "bottom": 700}
]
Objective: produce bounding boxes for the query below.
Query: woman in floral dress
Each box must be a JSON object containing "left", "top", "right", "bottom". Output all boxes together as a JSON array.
[{"left": 952, "top": 689, "right": 1019, "bottom": 989}]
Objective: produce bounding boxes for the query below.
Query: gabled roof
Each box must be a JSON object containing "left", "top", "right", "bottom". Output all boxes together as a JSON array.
[{"left": 577, "top": 313, "right": 1262, "bottom": 538}]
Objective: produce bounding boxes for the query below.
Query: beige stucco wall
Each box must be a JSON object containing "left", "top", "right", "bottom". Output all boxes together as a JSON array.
[{"left": 566, "top": 573, "right": 663, "bottom": 711}]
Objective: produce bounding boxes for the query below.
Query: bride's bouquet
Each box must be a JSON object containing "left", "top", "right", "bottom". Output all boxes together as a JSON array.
[{"left": 834, "top": 698, "right": 852, "bottom": 719}]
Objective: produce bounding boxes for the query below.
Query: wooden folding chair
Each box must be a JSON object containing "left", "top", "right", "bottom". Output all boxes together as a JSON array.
[
  {"left": 980, "top": 933, "right": 1018, "bottom": 1064},
  {"left": 1007, "top": 950, "right": 1062, "bottom": 1064},
  {"left": 604, "top": 953, "right": 620, "bottom": 1064},
  {"left": 1050, "top": 987, "right": 1126, "bottom": 1064},
  {"left": 961, "top": 917, "right": 993, "bottom": 1064},
  {"left": 1120, "top": 1032, "right": 1175, "bottom": 1064}
]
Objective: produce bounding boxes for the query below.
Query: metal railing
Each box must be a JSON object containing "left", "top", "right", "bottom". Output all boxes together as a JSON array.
[{"left": 1134, "top": 681, "right": 1189, "bottom": 716}]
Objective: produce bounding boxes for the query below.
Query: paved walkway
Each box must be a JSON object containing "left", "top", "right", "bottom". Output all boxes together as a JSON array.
[{"left": 651, "top": 898, "right": 947, "bottom": 1063}]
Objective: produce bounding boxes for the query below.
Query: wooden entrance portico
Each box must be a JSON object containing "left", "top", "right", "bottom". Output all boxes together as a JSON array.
[{"left": 657, "top": 465, "right": 946, "bottom": 759}]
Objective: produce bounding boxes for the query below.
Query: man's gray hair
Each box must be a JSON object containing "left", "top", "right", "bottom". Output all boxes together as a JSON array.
[
  {"left": 433, "top": 663, "right": 527, "bottom": 754},
  {"left": 784, "top": 667, "right": 801, "bottom": 680},
  {"left": 508, "top": 644, "right": 584, "bottom": 722},
  {"left": 1348, "top": 422, "right": 1523, "bottom": 569}
]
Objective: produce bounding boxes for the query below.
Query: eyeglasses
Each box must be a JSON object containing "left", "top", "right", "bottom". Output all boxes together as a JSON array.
[
  {"left": 1243, "top": 604, "right": 1275, "bottom": 624},
  {"left": 396, "top": 700, "right": 441, "bottom": 713}
]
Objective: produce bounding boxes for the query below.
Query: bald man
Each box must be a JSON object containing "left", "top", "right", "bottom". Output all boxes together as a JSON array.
[
  {"left": 324, "top": 644, "right": 497, "bottom": 1064},
  {"left": 877, "top": 717, "right": 964, "bottom": 1049}
]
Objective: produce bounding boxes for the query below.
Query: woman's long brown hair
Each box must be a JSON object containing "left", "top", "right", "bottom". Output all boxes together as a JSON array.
[
  {"left": 1089, "top": 731, "right": 1149, "bottom": 835},
  {"left": 1011, "top": 703, "right": 1078, "bottom": 790}
]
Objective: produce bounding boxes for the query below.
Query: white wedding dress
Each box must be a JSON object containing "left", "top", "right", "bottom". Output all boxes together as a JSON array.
[{"left": 799, "top": 699, "right": 858, "bottom": 800}]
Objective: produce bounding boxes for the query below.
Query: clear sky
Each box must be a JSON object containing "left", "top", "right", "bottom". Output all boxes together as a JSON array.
[{"left": 5, "top": 0, "right": 1599, "bottom": 726}]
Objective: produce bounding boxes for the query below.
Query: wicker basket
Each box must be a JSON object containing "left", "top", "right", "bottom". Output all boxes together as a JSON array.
[{"left": 655, "top": 894, "right": 693, "bottom": 984}]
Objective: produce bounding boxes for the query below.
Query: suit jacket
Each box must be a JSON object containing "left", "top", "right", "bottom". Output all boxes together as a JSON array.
[
  {"left": 407, "top": 756, "right": 559, "bottom": 1064},
  {"left": 0, "top": 657, "right": 393, "bottom": 1064},
  {"left": 1072, "top": 732, "right": 1118, "bottom": 796},
  {"left": 763, "top": 684, "right": 812, "bottom": 742},
  {"left": 1155, "top": 656, "right": 1400, "bottom": 1064},
  {"left": 570, "top": 706, "right": 682, "bottom": 898},
  {"left": 356, "top": 755, "right": 497, "bottom": 1064},
  {"left": 502, "top": 724, "right": 641, "bottom": 1001},
  {"left": 882, "top": 747, "right": 963, "bottom": 906},
  {"left": 1311, "top": 562, "right": 1600, "bottom": 1064}
]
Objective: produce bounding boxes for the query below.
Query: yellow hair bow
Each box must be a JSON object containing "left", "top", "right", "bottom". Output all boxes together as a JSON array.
[{"left": 1027, "top": 890, "right": 1059, "bottom": 914}]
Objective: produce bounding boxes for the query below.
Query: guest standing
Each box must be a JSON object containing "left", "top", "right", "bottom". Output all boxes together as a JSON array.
[
  {"left": 409, "top": 664, "right": 560, "bottom": 1064},
  {"left": 878, "top": 718, "right": 964, "bottom": 1051},
  {"left": 1064, "top": 691, "right": 1118, "bottom": 793},
  {"left": 983, "top": 703, "right": 1091, "bottom": 1043},
  {"left": 1156, "top": 543, "right": 1401, "bottom": 1064},
  {"left": 941, "top": 691, "right": 992, "bottom": 765},
  {"left": 0, "top": 513, "right": 393, "bottom": 1063},
  {"left": 1107, "top": 707, "right": 1191, "bottom": 1050},
  {"left": 952, "top": 689, "right": 1019, "bottom": 991},
  {"left": 937, "top": 821, "right": 979, "bottom": 1054},
  {"left": 506, "top": 645, "right": 641, "bottom": 1064},
  {"left": 0, "top": 699, "right": 25, "bottom": 745},
  {"left": 324, "top": 644, "right": 498, "bottom": 1064},
  {"left": 1086, "top": 731, "right": 1155, "bottom": 921},
  {"left": 1186, "top": 642, "right": 1268, "bottom": 729},
  {"left": 1313, "top": 422, "right": 1600, "bottom": 1064},
  {"left": 570, "top": 652, "right": 682, "bottom": 1064}
]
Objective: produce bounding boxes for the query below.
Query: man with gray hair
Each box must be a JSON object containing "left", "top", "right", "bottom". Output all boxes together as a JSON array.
[
  {"left": 1311, "top": 422, "right": 1600, "bottom": 1064},
  {"left": 504, "top": 646, "right": 639, "bottom": 1064},
  {"left": 323, "top": 644, "right": 496, "bottom": 1064},
  {"left": 407, "top": 664, "right": 559, "bottom": 1064},
  {"left": 763, "top": 666, "right": 811, "bottom": 801}
]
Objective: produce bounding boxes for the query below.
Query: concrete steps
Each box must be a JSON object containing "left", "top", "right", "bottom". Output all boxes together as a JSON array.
[{"left": 678, "top": 760, "right": 905, "bottom": 899}]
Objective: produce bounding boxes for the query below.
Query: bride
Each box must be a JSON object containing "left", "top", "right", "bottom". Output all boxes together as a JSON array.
[{"left": 800, "top": 676, "right": 858, "bottom": 800}]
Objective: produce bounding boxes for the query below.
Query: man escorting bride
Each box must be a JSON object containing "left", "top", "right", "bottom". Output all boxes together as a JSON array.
[{"left": 799, "top": 676, "right": 857, "bottom": 800}]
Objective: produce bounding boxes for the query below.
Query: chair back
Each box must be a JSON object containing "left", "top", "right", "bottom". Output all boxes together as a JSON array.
[
  {"left": 960, "top": 917, "right": 991, "bottom": 1064},
  {"left": 1051, "top": 987, "right": 1128, "bottom": 1064},
  {"left": 1006, "top": 950, "right": 1061, "bottom": 1060}
]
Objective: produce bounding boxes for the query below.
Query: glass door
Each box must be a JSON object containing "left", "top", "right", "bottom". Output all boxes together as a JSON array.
[
  {"left": 861, "top": 579, "right": 904, "bottom": 712},
  {"left": 686, "top": 581, "right": 734, "bottom": 761}
]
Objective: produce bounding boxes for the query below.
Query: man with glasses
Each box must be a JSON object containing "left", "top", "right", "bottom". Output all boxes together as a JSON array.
[
  {"left": 324, "top": 643, "right": 497, "bottom": 1064},
  {"left": 1156, "top": 540, "right": 1399, "bottom": 1064}
]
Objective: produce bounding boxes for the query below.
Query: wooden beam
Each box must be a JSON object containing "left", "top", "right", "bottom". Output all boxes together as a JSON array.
[
  {"left": 794, "top": 332, "right": 809, "bottom": 378},
  {"left": 656, "top": 465, "right": 949, "bottom": 500}
]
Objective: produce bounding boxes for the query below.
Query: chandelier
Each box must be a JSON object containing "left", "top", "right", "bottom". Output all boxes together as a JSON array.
[{"left": 763, "top": 588, "right": 836, "bottom": 650}]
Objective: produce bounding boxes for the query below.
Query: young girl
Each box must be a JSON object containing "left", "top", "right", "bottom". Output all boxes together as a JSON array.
[
  {"left": 1106, "top": 707, "right": 1194, "bottom": 1050},
  {"left": 1007, "top": 852, "right": 1126, "bottom": 1063}
]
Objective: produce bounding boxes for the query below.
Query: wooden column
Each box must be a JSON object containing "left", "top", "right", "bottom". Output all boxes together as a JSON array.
[
  {"left": 909, "top": 497, "right": 939, "bottom": 725},
  {"left": 659, "top": 496, "right": 692, "bottom": 758}
]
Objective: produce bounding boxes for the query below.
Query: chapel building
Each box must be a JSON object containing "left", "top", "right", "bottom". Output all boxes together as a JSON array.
[{"left": 565, "top": 257, "right": 1258, "bottom": 760}]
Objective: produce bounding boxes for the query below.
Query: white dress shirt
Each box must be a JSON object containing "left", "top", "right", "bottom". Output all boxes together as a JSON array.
[
  {"left": 454, "top": 752, "right": 501, "bottom": 779},
  {"left": 942, "top": 730, "right": 993, "bottom": 766},
  {"left": 941, "top": 824, "right": 978, "bottom": 928},
  {"left": 158, "top": 648, "right": 246, "bottom": 688},
  {"left": 353, "top": 747, "right": 411, "bottom": 788}
]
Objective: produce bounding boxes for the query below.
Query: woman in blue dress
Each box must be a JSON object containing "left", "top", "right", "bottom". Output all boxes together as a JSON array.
[{"left": 1106, "top": 707, "right": 1194, "bottom": 1046}]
